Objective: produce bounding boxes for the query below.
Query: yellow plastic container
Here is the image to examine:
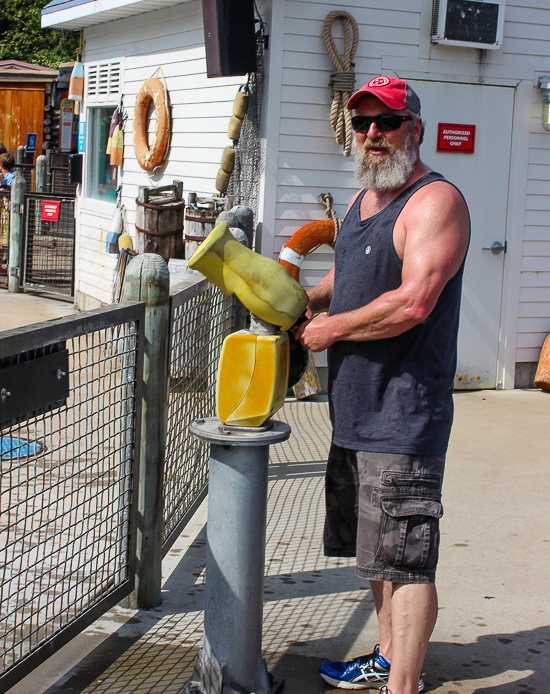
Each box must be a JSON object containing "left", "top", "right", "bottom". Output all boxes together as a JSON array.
[
  {"left": 188, "top": 222, "right": 308, "bottom": 331},
  {"left": 217, "top": 331, "right": 289, "bottom": 427}
]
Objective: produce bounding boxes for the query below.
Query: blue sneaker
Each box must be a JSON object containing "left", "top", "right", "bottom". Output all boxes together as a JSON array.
[{"left": 319, "top": 645, "right": 425, "bottom": 691}]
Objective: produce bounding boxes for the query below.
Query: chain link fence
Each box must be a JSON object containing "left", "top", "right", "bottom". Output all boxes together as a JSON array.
[
  {"left": 162, "top": 279, "right": 235, "bottom": 551},
  {"left": 0, "top": 304, "right": 145, "bottom": 691}
]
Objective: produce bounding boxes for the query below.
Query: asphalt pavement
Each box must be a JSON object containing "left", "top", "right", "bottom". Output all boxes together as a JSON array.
[{"left": 1, "top": 287, "right": 77, "bottom": 332}]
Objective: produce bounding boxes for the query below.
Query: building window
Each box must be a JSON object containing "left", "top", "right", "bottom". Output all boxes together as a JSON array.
[{"left": 87, "top": 107, "right": 118, "bottom": 203}]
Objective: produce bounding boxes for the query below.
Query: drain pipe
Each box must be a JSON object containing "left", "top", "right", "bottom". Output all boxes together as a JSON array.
[{"left": 182, "top": 417, "right": 290, "bottom": 694}]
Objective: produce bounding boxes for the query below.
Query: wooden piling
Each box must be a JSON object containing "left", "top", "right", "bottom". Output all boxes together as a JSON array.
[
  {"left": 122, "top": 253, "right": 170, "bottom": 608},
  {"left": 35, "top": 155, "right": 47, "bottom": 193}
]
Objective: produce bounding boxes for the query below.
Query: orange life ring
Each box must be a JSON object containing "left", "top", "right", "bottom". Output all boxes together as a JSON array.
[
  {"left": 132, "top": 78, "right": 170, "bottom": 171},
  {"left": 278, "top": 219, "right": 336, "bottom": 282}
]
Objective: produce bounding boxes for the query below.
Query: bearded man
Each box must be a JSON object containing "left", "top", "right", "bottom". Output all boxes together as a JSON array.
[{"left": 296, "top": 76, "right": 470, "bottom": 694}]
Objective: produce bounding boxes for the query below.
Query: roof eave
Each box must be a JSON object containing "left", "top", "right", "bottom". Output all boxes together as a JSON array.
[
  {"left": 41, "top": 0, "right": 192, "bottom": 31},
  {"left": 0, "top": 73, "right": 58, "bottom": 82}
]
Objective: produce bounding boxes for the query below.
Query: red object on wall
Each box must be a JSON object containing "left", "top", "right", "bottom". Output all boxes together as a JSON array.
[
  {"left": 437, "top": 123, "right": 476, "bottom": 153},
  {"left": 41, "top": 200, "right": 60, "bottom": 222}
]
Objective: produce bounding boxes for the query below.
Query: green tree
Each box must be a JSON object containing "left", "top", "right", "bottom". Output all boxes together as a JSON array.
[{"left": 0, "top": 0, "right": 79, "bottom": 69}]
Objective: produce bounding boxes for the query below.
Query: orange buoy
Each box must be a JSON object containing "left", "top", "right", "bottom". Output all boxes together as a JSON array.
[
  {"left": 534, "top": 333, "right": 550, "bottom": 391},
  {"left": 132, "top": 78, "right": 170, "bottom": 171},
  {"left": 278, "top": 219, "right": 335, "bottom": 281}
]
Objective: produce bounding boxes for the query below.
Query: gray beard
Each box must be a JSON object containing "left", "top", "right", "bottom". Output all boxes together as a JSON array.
[{"left": 352, "top": 129, "right": 418, "bottom": 192}]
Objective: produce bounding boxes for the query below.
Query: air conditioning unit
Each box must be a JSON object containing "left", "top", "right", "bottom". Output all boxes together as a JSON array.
[{"left": 431, "top": 0, "right": 506, "bottom": 50}]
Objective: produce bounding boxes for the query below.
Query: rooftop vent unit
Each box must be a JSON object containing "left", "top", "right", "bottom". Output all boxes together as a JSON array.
[{"left": 431, "top": 0, "right": 505, "bottom": 50}]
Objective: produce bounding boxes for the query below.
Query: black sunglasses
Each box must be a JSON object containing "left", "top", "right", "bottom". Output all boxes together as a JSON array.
[{"left": 351, "top": 114, "right": 412, "bottom": 133}]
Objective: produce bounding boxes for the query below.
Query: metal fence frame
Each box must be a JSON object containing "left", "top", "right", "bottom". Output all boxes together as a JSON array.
[
  {"left": 48, "top": 152, "right": 78, "bottom": 197},
  {"left": 14, "top": 164, "right": 34, "bottom": 194},
  {"left": 162, "top": 277, "right": 235, "bottom": 554},
  {"left": 0, "top": 302, "right": 145, "bottom": 693},
  {"left": 0, "top": 269, "right": 236, "bottom": 687},
  {"left": 22, "top": 193, "right": 76, "bottom": 297}
]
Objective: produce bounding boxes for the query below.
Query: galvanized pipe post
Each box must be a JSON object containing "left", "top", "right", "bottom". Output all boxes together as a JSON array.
[
  {"left": 46, "top": 149, "right": 53, "bottom": 192},
  {"left": 35, "top": 155, "right": 47, "bottom": 193},
  {"left": 185, "top": 418, "right": 291, "bottom": 694},
  {"left": 8, "top": 173, "right": 26, "bottom": 293},
  {"left": 122, "top": 253, "right": 170, "bottom": 608},
  {"left": 16, "top": 146, "right": 25, "bottom": 165}
]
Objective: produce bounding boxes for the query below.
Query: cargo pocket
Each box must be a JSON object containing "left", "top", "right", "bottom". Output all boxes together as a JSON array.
[{"left": 375, "top": 497, "right": 443, "bottom": 571}]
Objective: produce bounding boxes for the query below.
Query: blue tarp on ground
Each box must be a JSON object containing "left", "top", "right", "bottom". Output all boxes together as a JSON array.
[{"left": 1, "top": 436, "right": 44, "bottom": 460}]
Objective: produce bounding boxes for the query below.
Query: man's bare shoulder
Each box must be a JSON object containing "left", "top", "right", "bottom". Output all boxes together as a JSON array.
[
  {"left": 394, "top": 177, "right": 469, "bottom": 263},
  {"left": 407, "top": 178, "right": 468, "bottom": 219},
  {"left": 401, "top": 178, "right": 469, "bottom": 237}
]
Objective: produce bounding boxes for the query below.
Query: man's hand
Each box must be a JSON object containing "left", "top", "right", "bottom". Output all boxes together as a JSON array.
[{"left": 295, "top": 313, "right": 335, "bottom": 352}]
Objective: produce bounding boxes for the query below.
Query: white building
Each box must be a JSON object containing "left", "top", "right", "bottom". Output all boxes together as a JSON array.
[{"left": 42, "top": 0, "right": 550, "bottom": 389}]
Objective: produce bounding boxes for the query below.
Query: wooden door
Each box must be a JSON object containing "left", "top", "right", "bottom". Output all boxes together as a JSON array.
[{"left": 0, "top": 81, "right": 45, "bottom": 160}]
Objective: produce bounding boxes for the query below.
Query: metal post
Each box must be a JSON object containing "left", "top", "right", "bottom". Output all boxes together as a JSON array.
[
  {"left": 16, "top": 146, "right": 25, "bottom": 165},
  {"left": 122, "top": 253, "right": 170, "bottom": 608},
  {"left": 184, "top": 418, "right": 290, "bottom": 694},
  {"left": 35, "top": 155, "right": 47, "bottom": 193},
  {"left": 230, "top": 227, "right": 249, "bottom": 332},
  {"left": 8, "top": 173, "right": 26, "bottom": 293},
  {"left": 46, "top": 149, "right": 53, "bottom": 192}
]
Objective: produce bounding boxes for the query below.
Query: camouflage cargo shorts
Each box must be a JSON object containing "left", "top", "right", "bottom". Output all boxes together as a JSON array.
[{"left": 323, "top": 443, "right": 445, "bottom": 584}]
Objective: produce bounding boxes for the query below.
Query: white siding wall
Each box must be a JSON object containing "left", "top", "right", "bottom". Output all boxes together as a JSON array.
[
  {"left": 78, "top": 0, "right": 246, "bottom": 305},
  {"left": 505, "top": 2, "right": 550, "bottom": 364},
  {"left": 73, "top": 0, "right": 550, "bottom": 374},
  {"left": 266, "top": 0, "right": 550, "bottom": 374},
  {"left": 271, "top": 0, "right": 422, "bottom": 287},
  {"left": 517, "top": 108, "right": 550, "bottom": 363}
]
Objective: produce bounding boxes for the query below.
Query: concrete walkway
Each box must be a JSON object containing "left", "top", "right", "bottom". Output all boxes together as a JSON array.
[
  {"left": 8, "top": 388, "right": 550, "bottom": 694},
  {"left": 0, "top": 288, "right": 77, "bottom": 332}
]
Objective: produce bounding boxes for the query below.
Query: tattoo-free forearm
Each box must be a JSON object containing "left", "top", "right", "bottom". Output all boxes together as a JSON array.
[{"left": 306, "top": 267, "right": 335, "bottom": 314}]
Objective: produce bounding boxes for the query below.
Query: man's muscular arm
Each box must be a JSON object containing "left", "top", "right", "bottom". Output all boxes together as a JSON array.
[
  {"left": 305, "top": 267, "right": 335, "bottom": 317},
  {"left": 296, "top": 182, "right": 470, "bottom": 352}
]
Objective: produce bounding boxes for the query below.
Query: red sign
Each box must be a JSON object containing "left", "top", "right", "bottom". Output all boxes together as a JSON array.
[
  {"left": 41, "top": 200, "right": 61, "bottom": 222},
  {"left": 437, "top": 123, "right": 476, "bottom": 153}
]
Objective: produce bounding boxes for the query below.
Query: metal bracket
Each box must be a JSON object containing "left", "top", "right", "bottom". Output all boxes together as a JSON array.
[
  {"left": 10, "top": 202, "right": 24, "bottom": 214},
  {"left": 10, "top": 267, "right": 19, "bottom": 277}
]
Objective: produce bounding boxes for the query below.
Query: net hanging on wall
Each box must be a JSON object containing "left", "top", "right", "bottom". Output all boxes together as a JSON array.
[{"left": 227, "top": 27, "right": 265, "bottom": 248}]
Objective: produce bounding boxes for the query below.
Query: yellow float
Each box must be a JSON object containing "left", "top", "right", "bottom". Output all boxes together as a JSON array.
[{"left": 188, "top": 222, "right": 308, "bottom": 426}]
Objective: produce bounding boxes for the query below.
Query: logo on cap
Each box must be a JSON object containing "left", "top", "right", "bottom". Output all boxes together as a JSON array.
[{"left": 368, "top": 76, "right": 390, "bottom": 88}]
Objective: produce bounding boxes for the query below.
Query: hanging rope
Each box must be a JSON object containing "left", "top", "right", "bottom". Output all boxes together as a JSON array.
[
  {"left": 322, "top": 11, "right": 359, "bottom": 157},
  {"left": 318, "top": 192, "right": 342, "bottom": 247}
]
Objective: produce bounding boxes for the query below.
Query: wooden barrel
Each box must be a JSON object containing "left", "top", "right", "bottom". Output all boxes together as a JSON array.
[
  {"left": 135, "top": 181, "right": 184, "bottom": 261},
  {"left": 184, "top": 209, "right": 221, "bottom": 259}
]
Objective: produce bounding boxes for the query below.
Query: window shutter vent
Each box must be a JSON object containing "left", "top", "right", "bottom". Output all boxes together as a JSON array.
[
  {"left": 86, "top": 60, "right": 122, "bottom": 103},
  {"left": 431, "top": 0, "right": 441, "bottom": 37},
  {"left": 87, "top": 64, "right": 98, "bottom": 98}
]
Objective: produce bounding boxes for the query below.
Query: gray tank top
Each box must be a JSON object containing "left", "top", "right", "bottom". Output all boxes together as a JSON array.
[{"left": 328, "top": 172, "right": 468, "bottom": 455}]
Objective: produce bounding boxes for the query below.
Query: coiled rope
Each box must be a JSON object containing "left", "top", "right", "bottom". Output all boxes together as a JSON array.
[
  {"left": 322, "top": 10, "right": 359, "bottom": 157},
  {"left": 318, "top": 192, "right": 342, "bottom": 247}
]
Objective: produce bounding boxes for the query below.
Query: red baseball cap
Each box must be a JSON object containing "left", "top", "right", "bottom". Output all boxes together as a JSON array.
[{"left": 347, "top": 75, "right": 421, "bottom": 115}]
